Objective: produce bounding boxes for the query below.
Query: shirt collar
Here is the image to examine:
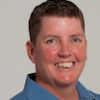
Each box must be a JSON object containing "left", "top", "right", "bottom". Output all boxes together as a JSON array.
[
  {"left": 23, "top": 73, "right": 60, "bottom": 100},
  {"left": 23, "top": 73, "right": 96, "bottom": 100},
  {"left": 77, "top": 81, "right": 96, "bottom": 100}
]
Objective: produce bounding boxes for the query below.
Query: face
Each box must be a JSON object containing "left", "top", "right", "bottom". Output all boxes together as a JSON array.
[{"left": 26, "top": 16, "right": 87, "bottom": 87}]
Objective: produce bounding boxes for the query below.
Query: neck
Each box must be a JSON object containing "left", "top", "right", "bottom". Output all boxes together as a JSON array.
[
  {"left": 48, "top": 82, "right": 79, "bottom": 100},
  {"left": 36, "top": 78, "right": 79, "bottom": 100}
]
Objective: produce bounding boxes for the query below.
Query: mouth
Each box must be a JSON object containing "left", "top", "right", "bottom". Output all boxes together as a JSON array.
[{"left": 55, "top": 62, "right": 75, "bottom": 69}]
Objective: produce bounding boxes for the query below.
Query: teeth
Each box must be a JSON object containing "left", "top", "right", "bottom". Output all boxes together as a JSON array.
[
  {"left": 56, "top": 64, "right": 59, "bottom": 67},
  {"left": 55, "top": 62, "right": 73, "bottom": 68}
]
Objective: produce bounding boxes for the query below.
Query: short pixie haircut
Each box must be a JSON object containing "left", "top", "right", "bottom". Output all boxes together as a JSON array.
[{"left": 29, "top": 0, "right": 85, "bottom": 45}]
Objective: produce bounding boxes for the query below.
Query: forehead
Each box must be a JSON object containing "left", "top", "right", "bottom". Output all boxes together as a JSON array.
[{"left": 40, "top": 16, "right": 84, "bottom": 36}]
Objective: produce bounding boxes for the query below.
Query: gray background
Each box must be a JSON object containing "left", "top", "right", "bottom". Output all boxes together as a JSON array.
[{"left": 0, "top": 0, "right": 100, "bottom": 100}]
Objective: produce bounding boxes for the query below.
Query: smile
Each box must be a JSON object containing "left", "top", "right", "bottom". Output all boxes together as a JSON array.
[{"left": 55, "top": 62, "right": 74, "bottom": 68}]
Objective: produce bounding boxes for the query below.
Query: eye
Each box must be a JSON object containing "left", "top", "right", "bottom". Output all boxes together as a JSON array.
[
  {"left": 72, "top": 38, "right": 81, "bottom": 43},
  {"left": 47, "top": 39, "right": 55, "bottom": 43}
]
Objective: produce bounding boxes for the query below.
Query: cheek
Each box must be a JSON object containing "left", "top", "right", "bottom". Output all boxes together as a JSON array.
[
  {"left": 72, "top": 46, "right": 87, "bottom": 60},
  {"left": 42, "top": 48, "right": 59, "bottom": 63}
]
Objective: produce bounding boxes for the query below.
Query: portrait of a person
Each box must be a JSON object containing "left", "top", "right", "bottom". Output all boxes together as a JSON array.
[{"left": 10, "top": 0, "right": 100, "bottom": 100}]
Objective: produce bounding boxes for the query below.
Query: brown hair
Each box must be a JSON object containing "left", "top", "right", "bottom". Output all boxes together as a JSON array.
[{"left": 29, "top": 0, "right": 85, "bottom": 45}]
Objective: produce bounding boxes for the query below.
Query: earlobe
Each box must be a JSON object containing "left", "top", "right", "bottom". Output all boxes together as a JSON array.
[{"left": 26, "top": 41, "right": 36, "bottom": 63}]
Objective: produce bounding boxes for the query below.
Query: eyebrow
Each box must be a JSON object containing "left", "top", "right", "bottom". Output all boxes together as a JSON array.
[
  {"left": 43, "top": 33, "right": 85, "bottom": 40},
  {"left": 70, "top": 34, "right": 85, "bottom": 38},
  {"left": 44, "top": 35, "right": 60, "bottom": 39}
]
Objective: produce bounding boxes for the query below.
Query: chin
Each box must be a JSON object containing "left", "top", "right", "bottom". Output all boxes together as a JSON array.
[{"left": 54, "top": 75, "right": 78, "bottom": 87}]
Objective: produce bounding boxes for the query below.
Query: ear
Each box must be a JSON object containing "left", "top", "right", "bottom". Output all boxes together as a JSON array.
[
  {"left": 85, "top": 40, "right": 87, "bottom": 60},
  {"left": 26, "top": 41, "right": 36, "bottom": 63}
]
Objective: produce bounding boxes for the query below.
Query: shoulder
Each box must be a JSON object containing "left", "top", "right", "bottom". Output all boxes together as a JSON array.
[
  {"left": 89, "top": 91, "right": 100, "bottom": 100},
  {"left": 10, "top": 91, "right": 29, "bottom": 100}
]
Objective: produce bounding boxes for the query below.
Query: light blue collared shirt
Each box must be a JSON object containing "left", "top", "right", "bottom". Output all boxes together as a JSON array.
[{"left": 10, "top": 73, "right": 100, "bottom": 100}]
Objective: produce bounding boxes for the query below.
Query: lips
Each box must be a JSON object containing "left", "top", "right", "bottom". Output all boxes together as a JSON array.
[{"left": 55, "top": 62, "right": 74, "bottom": 68}]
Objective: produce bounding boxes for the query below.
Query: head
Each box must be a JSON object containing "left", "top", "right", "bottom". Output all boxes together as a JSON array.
[
  {"left": 26, "top": 0, "right": 87, "bottom": 92},
  {"left": 29, "top": 0, "right": 85, "bottom": 46}
]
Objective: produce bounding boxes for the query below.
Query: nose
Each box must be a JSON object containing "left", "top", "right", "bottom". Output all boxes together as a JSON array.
[{"left": 58, "top": 44, "right": 72, "bottom": 58}]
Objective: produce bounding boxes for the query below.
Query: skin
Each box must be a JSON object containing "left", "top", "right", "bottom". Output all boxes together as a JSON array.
[{"left": 26, "top": 16, "right": 87, "bottom": 100}]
